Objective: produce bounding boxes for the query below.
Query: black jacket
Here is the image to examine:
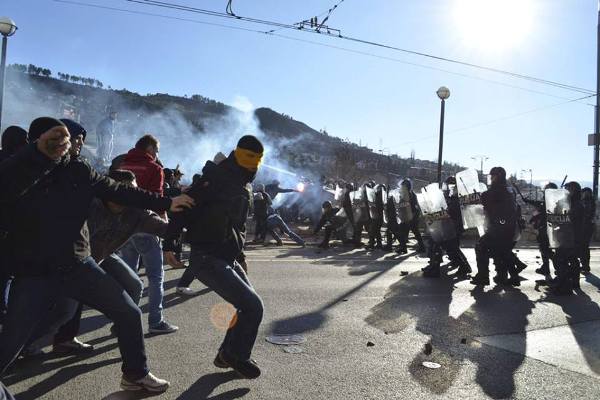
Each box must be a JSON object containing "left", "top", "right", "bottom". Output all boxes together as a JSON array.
[
  {"left": 164, "top": 156, "right": 253, "bottom": 263},
  {"left": 0, "top": 144, "right": 171, "bottom": 276}
]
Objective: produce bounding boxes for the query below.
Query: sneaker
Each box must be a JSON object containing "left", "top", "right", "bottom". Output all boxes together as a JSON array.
[
  {"left": 120, "top": 372, "right": 170, "bottom": 392},
  {"left": 149, "top": 321, "right": 179, "bottom": 335},
  {"left": 176, "top": 287, "right": 197, "bottom": 296},
  {"left": 217, "top": 350, "right": 261, "bottom": 379},
  {"left": 53, "top": 337, "right": 94, "bottom": 354}
]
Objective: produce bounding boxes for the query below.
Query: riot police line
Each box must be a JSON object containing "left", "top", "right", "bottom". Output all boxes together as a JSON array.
[{"left": 311, "top": 166, "right": 594, "bottom": 294}]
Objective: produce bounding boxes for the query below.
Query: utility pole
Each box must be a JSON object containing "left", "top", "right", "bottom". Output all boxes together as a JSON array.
[{"left": 594, "top": 1, "right": 600, "bottom": 200}]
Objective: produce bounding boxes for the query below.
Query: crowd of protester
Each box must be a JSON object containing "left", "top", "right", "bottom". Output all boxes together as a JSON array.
[{"left": 0, "top": 116, "right": 596, "bottom": 398}]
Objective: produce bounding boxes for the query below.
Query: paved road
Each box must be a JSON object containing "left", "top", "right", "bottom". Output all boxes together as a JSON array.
[{"left": 4, "top": 243, "right": 600, "bottom": 399}]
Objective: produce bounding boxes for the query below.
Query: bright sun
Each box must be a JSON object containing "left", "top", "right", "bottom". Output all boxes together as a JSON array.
[{"left": 453, "top": 0, "right": 535, "bottom": 52}]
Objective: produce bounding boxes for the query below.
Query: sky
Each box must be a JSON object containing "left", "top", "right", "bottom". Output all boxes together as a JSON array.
[{"left": 2, "top": 0, "right": 598, "bottom": 182}]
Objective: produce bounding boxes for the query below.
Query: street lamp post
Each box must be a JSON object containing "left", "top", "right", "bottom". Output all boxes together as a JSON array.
[
  {"left": 0, "top": 17, "right": 17, "bottom": 132},
  {"left": 436, "top": 86, "right": 450, "bottom": 187}
]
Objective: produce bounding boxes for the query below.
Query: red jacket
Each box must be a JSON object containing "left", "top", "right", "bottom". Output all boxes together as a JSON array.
[{"left": 119, "top": 148, "right": 164, "bottom": 195}]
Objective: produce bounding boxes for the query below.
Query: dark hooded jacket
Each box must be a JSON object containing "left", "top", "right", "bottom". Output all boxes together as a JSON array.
[
  {"left": 0, "top": 143, "right": 171, "bottom": 276},
  {"left": 164, "top": 154, "right": 253, "bottom": 263}
]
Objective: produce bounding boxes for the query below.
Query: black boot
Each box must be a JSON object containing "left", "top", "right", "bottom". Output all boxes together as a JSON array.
[
  {"left": 470, "top": 274, "right": 490, "bottom": 286},
  {"left": 423, "top": 265, "right": 441, "bottom": 278}
]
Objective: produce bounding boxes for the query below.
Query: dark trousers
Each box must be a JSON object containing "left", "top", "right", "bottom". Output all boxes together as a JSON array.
[
  {"left": 428, "top": 237, "right": 470, "bottom": 268},
  {"left": 0, "top": 274, "right": 9, "bottom": 325},
  {"left": 353, "top": 219, "right": 370, "bottom": 244},
  {"left": 368, "top": 218, "right": 383, "bottom": 247},
  {"left": 189, "top": 249, "right": 263, "bottom": 360},
  {"left": 53, "top": 254, "right": 144, "bottom": 345},
  {"left": 554, "top": 248, "right": 580, "bottom": 291},
  {"left": 0, "top": 257, "right": 148, "bottom": 380},
  {"left": 254, "top": 218, "right": 267, "bottom": 241},
  {"left": 400, "top": 219, "right": 424, "bottom": 248},
  {"left": 581, "top": 224, "right": 594, "bottom": 271},
  {"left": 475, "top": 234, "right": 515, "bottom": 279},
  {"left": 537, "top": 229, "right": 555, "bottom": 275},
  {"left": 178, "top": 266, "right": 196, "bottom": 288}
]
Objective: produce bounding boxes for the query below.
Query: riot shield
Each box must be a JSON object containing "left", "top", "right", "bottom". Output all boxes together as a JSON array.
[
  {"left": 390, "top": 187, "right": 413, "bottom": 224},
  {"left": 333, "top": 184, "right": 344, "bottom": 207},
  {"left": 350, "top": 189, "right": 367, "bottom": 222},
  {"left": 545, "top": 188, "right": 574, "bottom": 249},
  {"left": 366, "top": 186, "right": 380, "bottom": 220},
  {"left": 418, "top": 183, "right": 457, "bottom": 243},
  {"left": 456, "top": 168, "right": 486, "bottom": 236},
  {"left": 377, "top": 185, "right": 388, "bottom": 224}
]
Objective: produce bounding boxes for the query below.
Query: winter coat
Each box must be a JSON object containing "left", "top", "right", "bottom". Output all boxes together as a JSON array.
[
  {"left": 119, "top": 148, "right": 164, "bottom": 195},
  {"left": 164, "top": 155, "right": 253, "bottom": 263},
  {"left": 88, "top": 199, "right": 168, "bottom": 263},
  {"left": 0, "top": 144, "right": 171, "bottom": 276}
]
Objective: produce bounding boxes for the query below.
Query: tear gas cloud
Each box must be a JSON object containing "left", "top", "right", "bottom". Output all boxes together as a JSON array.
[{"left": 2, "top": 71, "right": 328, "bottom": 209}]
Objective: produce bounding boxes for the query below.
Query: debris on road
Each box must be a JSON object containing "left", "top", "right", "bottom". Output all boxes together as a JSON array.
[
  {"left": 366, "top": 341, "right": 375, "bottom": 347},
  {"left": 460, "top": 338, "right": 467, "bottom": 344},
  {"left": 400, "top": 271, "right": 408, "bottom": 276},
  {"left": 422, "top": 361, "right": 441, "bottom": 369},
  {"left": 266, "top": 334, "right": 307, "bottom": 346}
]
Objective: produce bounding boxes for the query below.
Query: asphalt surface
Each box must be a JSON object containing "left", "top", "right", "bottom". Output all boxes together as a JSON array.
[{"left": 4, "top": 241, "right": 600, "bottom": 400}]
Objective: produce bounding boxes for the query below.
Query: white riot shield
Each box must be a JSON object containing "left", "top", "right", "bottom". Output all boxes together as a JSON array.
[
  {"left": 366, "top": 186, "right": 379, "bottom": 220},
  {"left": 350, "top": 189, "right": 367, "bottom": 222},
  {"left": 456, "top": 168, "right": 486, "bottom": 236},
  {"left": 378, "top": 185, "right": 388, "bottom": 224},
  {"left": 333, "top": 184, "right": 344, "bottom": 207},
  {"left": 545, "top": 189, "right": 574, "bottom": 249},
  {"left": 419, "top": 184, "right": 457, "bottom": 243},
  {"left": 391, "top": 187, "right": 413, "bottom": 224}
]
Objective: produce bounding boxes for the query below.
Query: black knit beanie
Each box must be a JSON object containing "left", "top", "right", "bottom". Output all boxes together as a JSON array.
[
  {"left": 28, "top": 117, "right": 66, "bottom": 142},
  {"left": 1, "top": 125, "right": 27, "bottom": 153},
  {"left": 237, "top": 135, "right": 264, "bottom": 153},
  {"left": 60, "top": 118, "right": 87, "bottom": 141}
]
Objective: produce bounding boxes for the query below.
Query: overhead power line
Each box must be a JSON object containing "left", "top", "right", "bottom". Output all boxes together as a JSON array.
[
  {"left": 397, "top": 94, "right": 596, "bottom": 146},
  {"left": 53, "top": 0, "right": 595, "bottom": 104},
  {"left": 53, "top": 0, "right": 596, "bottom": 106},
  {"left": 117, "top": 0, "right": 595, "bottom": 95}
]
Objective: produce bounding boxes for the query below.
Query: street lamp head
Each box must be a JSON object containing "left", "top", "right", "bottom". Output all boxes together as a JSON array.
[
  {"left": 437, "top": 86, "right": 450, "bottom": 100},
  {"left": 0, "top": 17, "right": 17, "bottom": 37}
]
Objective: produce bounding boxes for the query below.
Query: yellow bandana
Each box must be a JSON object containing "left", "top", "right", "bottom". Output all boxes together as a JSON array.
[{"left": 234, "top": 147, "right": 263, "bottom": 171}]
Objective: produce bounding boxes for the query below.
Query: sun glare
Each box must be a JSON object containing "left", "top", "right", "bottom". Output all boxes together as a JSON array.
[{"left": 453, "top": 0, "right": 535, "bottom": 52}]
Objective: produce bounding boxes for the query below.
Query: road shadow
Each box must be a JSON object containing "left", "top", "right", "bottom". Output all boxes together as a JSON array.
[
  {"left": 365, "top": 271, "right": 534, "bottom": 399},
  {"left": 4, "top": 342, "right": 120, "bottom": 386},
  {"left": 540, "top": 289, "right": 600, "bottom": 375},
  {"left": 269, "top": 256, "right": 406, "bottom": 335},
  {"left": 11, "top": 357, "right": 120, "bottom": 400},
  {"left": 176, "top": 371, "right": 249, "bottom": 400}
]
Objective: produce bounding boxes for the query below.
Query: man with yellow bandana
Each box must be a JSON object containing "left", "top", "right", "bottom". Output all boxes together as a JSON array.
[{"left": 164, "top": 135, "right": 264, "bottom": 379}]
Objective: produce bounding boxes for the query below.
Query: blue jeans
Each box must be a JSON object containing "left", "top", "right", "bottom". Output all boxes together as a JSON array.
[
  {"left": 52, "top": 254, "right": 145, "bottom": 345},
  {"left": 0, "top": 381, "right": 14, "bottom": 400},
  {"left": 189, "top": 249, "right": 263, "bottom": 360},
  {"left": 118, "top": 233, "right": 164, "bottom": 327},
  {"left": 267, "top": 215, "right": 305, "bottom": 245},
  {"left": 0, "top": 257, "right": 149, "bottom": 380}
]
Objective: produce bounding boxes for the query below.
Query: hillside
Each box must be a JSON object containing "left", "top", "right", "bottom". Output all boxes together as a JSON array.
[{"left": 2, "top": 64, "right": 464, "bottom": 184}]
